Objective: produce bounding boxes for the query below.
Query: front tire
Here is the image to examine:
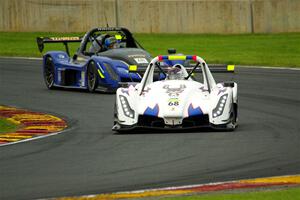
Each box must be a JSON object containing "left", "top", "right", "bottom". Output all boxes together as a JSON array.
[
  {"left": 44, "top": 56, "right": 55, "bottom": 89},
  {"left": 87, "top": 61, "right": 99, "bottom": 92},
  {"left": 227, "top": 103, "right": 238, "bottom": 130}
]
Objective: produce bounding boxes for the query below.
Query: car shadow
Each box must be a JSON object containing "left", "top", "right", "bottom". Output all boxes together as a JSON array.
[
  {"left": 49, "top": 87, "right": 115, "bottom": 95},
  {"left": 114, "top": 126, "right": 235, "bottom": 135}
]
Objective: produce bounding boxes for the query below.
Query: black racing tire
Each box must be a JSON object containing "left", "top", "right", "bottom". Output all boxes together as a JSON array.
[
  {"left": 113, "top": 102, "right": 118, "bottom": 124},
  {"left": 87, "top": 61, "right": 99, "bottom": 92},
  {"left": 233, "top": 103, "right": 238, "bottom": 124},
  {"left": 227, "top": 103, "right": 238, "bottom": 130},
  {"left": 112, "top": 102, "right": 122, "bottom": 134},
  {"left": 44, "top": 56, "right": 55, "bottom": 89}
]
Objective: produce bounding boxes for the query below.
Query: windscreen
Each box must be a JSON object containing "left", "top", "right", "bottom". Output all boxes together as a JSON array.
[{"left": 153, "top": 60, "right": 204, "bottom": 83}]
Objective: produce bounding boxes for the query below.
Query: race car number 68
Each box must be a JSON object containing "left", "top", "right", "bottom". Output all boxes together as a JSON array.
[{"left": 168, "top": 101, "right": 179, "bottom": 106}]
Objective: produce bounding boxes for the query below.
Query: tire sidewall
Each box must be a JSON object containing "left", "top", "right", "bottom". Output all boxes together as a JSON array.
[
  {"left": 44, "top": 56, "right": 55, "bottom": 89},
  {"left": 87, "top": 61, "right": 99, "bottom": 92}
]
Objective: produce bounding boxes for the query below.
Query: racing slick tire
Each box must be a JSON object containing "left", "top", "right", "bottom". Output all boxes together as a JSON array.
[
  {"left": 112, "top": 103, "right": 121, "bottom": 133},
  {"left": 87, "top": 61, "right": 99, "bottom": 92},
  {"left": 227, "top": 102, "right": 238, "bottom": 130},
  {"left": 44, "top": 56, "right": 55, "bottom": 89}
]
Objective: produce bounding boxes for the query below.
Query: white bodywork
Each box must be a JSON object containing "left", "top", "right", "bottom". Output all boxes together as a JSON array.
[{"left": 113, "top": 55, "right": 238, "bottom": 131}]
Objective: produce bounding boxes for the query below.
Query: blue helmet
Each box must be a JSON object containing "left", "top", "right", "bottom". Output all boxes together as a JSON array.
[{"left": 104, "top": 37, "right": 117, "bottom": 49}]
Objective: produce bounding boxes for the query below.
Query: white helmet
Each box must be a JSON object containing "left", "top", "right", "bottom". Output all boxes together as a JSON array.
[{"left": 167, "top": 64, "right": 185, "bottom": 80}]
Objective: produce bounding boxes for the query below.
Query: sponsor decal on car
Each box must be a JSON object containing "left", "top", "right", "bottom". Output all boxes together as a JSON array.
[
  {"left": 49, "top": 37, "right": 81, "bottom": 41},
  {"left": 163, "top": 84, "right": 186, "bottom": 96},
  {"left": 134, "top": 58, "right": 148, "bottom": 64}
]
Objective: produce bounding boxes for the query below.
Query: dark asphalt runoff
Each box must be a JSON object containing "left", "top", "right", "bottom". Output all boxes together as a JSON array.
[{"left": 0, "top": 58, "right": 300, "bottom": 200}]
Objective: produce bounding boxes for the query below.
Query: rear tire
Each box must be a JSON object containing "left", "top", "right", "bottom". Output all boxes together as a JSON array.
[
  {"left": 87, "top": 61, "right": 99, "bottom": 92},
  {"left": 44, "top": 56, "right": 55, "bottom": 89}
]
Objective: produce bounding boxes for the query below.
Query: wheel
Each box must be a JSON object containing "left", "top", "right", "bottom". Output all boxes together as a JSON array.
[
  {"left": 87, "top": 61, "right": 99, "bottom": 92},
  {"left": 227, "top": 103, "right": 238, "bottom": 130},
  {"left": 233, "top": 103, "right": 238, "bottom": 124},
  {"left": 113, "top": 102, "right": 118, "bottom": 124},
  {"left": 44, "top": 56, "right": 55, "bottom": 89}
]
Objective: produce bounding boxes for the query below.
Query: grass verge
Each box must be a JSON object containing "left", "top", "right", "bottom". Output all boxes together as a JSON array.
[
  {"left": 0, "top": 32, "right": 299, "bottom": 67},
  {"left": 0, "top": 118, "right": 19, "bottom": 133},
  {"left": 164, "top": 186, "right": 300, "bottom": 200}
]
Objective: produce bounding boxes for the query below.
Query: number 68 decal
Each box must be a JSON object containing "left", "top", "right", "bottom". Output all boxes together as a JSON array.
[{"left": 168, "top": 98, "right": 179, "bottom": 106}]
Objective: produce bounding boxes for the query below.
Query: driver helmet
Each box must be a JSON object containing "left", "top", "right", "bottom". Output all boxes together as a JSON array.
[
  {"left": 104, "top": 36, "right": 118, "bottom": 49},
  {"left": 167, "top": 64, "right": 185, "bottom": 80}
]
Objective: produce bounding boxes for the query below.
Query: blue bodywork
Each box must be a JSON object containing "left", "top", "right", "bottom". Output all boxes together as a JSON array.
[
  {"left": 38, "top": 27, "right": 151, "bottom": 92},
  {"left": 43, "top": 51, "right": 142, "bottom": 91}
]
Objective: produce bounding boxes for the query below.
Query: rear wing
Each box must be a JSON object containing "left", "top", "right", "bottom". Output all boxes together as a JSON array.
[
  {"left": 129, "top": 64, "right": 235, "bottom": 74},
  {"left": 36, "top": 36, "right": 82, "bottom": 56}
]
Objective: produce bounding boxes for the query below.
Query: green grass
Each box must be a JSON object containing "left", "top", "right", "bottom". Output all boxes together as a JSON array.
[
  {"left": 0, "top": 32, "right": 81, "bottom": 57},
  {"left": 0, "top": 118, "right": 19, "bottom": 133},
  {"left": 137, "top": 33, "right": 300, "bottom": 67},
  {"left": 164, "top": 187, "right": 300, "bottom": 200},
  {"left": 0, "top": 32, "right": 300, "bottom": 67}
]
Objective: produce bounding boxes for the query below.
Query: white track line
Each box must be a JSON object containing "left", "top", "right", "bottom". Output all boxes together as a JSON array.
[
  {"left": 1, "top": 56, "right": 300, "bottom": 70},
  {"left": 0, "top": 56, "right": 42, "bottom": 60},
  {"left": 0, "top": 128, "right": 71, "bottom": 147},
  {"left": 238, "top": 65, "right": 300, "bottom": 71}
]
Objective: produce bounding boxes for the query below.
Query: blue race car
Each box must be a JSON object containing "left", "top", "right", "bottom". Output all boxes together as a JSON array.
[{"left": 37, "top": 27, "right": 151, "bottom": 92}]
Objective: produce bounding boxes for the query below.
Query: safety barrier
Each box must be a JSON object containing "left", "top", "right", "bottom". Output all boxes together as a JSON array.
[{"left": 0, "top": 0, "right": 299, "bottom": 33}]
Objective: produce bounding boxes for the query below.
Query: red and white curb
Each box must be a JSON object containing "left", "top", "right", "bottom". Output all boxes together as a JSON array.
[
  {"left": 0, "top": 105, "right": 67, "bottom": 146},
  {"left": 54, "top": 174, "right": 300, "bottom": 199}
]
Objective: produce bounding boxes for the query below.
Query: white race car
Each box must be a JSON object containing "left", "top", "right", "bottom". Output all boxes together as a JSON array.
[{"left": 112, "top": 55, "right": 238, "bottom": 132}]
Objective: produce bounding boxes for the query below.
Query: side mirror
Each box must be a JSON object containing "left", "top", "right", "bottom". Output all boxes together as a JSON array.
[
  {"left": 168, "top": 48, "right": 176, "bottom": 54},
  {"left": 119, "top": 82, "right": 139, "bottom": 88},
  {"left": 223, "top": 81, "right": 235, "bottom": 87}
]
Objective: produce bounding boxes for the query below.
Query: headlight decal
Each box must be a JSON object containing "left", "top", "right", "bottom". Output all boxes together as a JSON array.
[
  {"left": 212, "top": 94, "right": 228, "bottom": 118},
  {"left": 119, "top": 95, "right": 135, "bottom": 118}
]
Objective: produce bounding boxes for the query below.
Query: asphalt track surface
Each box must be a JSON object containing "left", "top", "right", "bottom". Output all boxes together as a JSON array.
[{"left": 0, "top": 58, "right": 300, "bottom": 200}]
